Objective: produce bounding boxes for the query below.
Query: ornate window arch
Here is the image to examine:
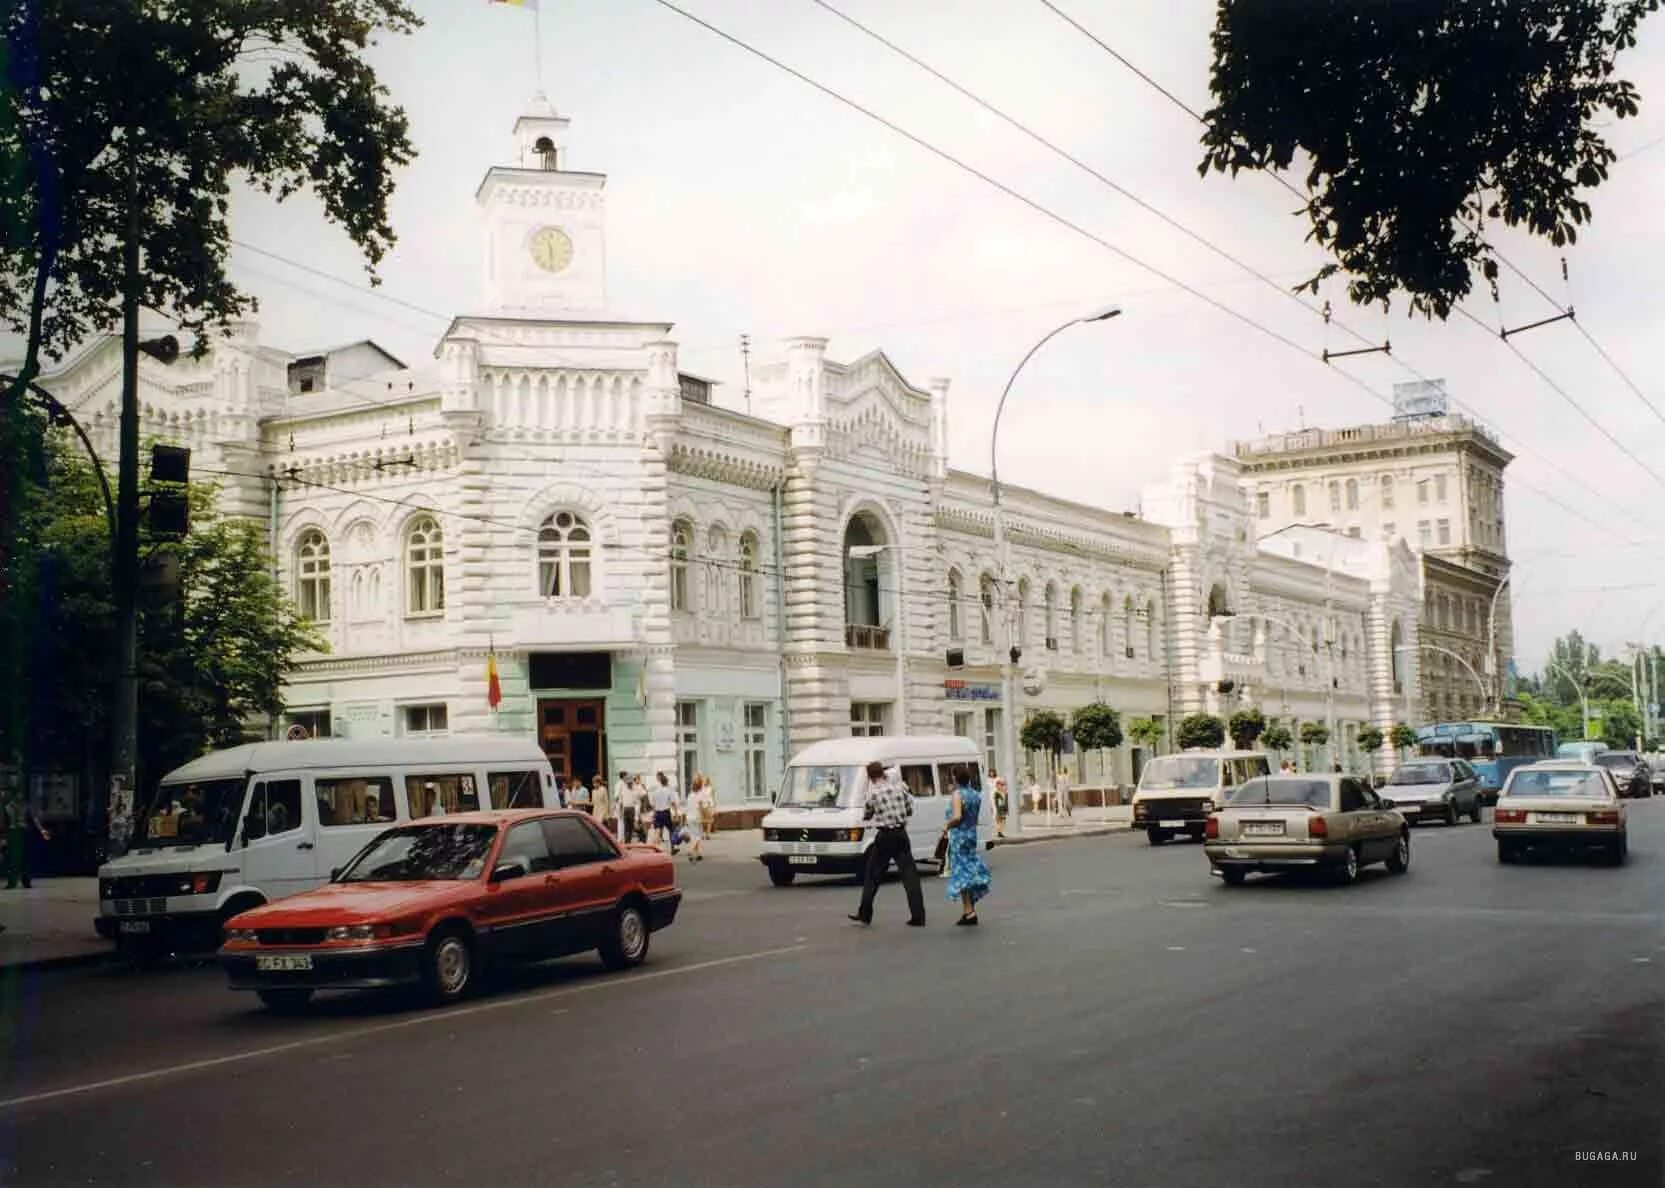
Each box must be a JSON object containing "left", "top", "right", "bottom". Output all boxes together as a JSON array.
[
  {"left": 1098, "top": 593, "right": 1111, "bottom": 657},
  {"left": 947, "top": 568, "right": 964, "bottom": 642},
  {"left": 706, "top": 525, "right": 730, "bottom": 617},
  {"left": 1069, "top": 586, "right": 1083, "bottom": 654},
  {"left": 537, "top": 510, "right": 594, "bottom": 598},
  {"left": 404, "top": 515, "right": 445, "bottom": 616},
  {"left": 670, "top": 519, "right": 694, "bottom": 612},
  {"left": 295, "top": 529, "right": 331, "bottom": 623},
  {"left": 979, "top": 574, "right": 996, "bottom": 645},
  {"left": 1292, "top": 483, "right": 1306, "bottom": 516},
  {"left": 1044, "top": 581, "right": 1059, "bottom": 648},
  {"left": 739, "top": 531, "right": 761, "bottom": 620},
  {"left": 1016, "top": 578, "right": 1031, "bottom": 647},
  {"left": 1345, "top": 478, "right": 1359, "bottom": 510},
  {"left": 1123, "top": 595, "right": 1137, "bottom": 660}
]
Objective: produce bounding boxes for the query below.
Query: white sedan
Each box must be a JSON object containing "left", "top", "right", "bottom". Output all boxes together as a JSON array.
[{"left": 1493, "top": 762, "right": 1627, "bottom": 865}]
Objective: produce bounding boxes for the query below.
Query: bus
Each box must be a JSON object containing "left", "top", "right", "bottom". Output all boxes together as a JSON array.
[{"left": 1414, "top": 722, "right": 1557, "bottom": 797}]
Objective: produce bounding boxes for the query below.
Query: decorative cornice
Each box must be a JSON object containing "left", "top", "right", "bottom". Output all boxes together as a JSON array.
[{"left": 295, "top": 648, "right": 460, "bottom": 676}]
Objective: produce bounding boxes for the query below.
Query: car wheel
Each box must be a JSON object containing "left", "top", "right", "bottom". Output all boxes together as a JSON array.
[
  {"left": 599, "top": 902, "right": 650, "bottom": 971},
  {"left": 766, "top": 863, "right": 796, "bottom": 887},
  {"left": 1332, "top": 846, "right": 1360, "bottom": 885},
  {"left": 422, "top": 928, "right": 475, "bottom": 1005},
  {"left": 1445, "top": 802, "right": 1459, "bottom": 827},
  {"left": 1386, "top": 831, "right": 1410, "bottom": 874},
  {"left": 1606, "top": 838, "right": 1628, "bottom": 867},
  {"left": 256, "top": 989, "right": 313, "bottom": 1014},
  {"left": 1147, "top": 829, "right": 1170, "bottom": 847},
  {"left": 1497, "top": 840, "right": 1516, "bottom": 864},
  {"left": 1470, "top": 798, "right": 1485, "bottom": 824},
  {"left": 1220, "top": 869, "right": 1247, "bottom": 887}
]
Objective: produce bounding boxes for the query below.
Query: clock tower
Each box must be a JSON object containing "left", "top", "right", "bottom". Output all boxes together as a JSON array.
[{"left": 479, "top": 93, "right": 609, "bottom": 315}]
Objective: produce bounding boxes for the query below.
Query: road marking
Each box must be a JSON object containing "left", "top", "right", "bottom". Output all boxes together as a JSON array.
[
  {"left": 1166, "top": 946, "right": 1186, "bottom": 952},
  {"left": 0, "top": 945, "right": 807, "bottom": 1113}
]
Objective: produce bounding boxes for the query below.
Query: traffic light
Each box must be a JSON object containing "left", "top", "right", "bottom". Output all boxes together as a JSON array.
[{"left": 148, "top": 444, "right": 190, "bottom": 539}]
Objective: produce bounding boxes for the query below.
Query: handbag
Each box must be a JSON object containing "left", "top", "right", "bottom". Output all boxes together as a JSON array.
[{"left": 932, "top": 830, "right": 949, "bottom": 866}]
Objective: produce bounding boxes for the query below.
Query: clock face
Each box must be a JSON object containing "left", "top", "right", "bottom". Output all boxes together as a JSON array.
[{"left": 529, "top": 226, "right": 574, "bottom": 274}]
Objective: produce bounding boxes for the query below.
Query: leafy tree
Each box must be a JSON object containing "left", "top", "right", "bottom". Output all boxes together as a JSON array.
[
  {"left": 1128, "top": 717, "right": 1166, "bottom": 752},
  {"left": 1299, "top": 721, "right": 1331, "bottom": 747},
  {"left": 1070, "top": 702, "right": 1123, "bottom": 753},
  {"left": 1389, "top": 724, "right": 1418, "bottom": 752},
  {"left": 1261, "top": 723, "right": 1294, "bottom": 755},
  {"left": 1357, "top": 725, "right": 1385, "bottom": 755},
  {"left": 1228, "top": 706, "right": 1266, "bottom": 750},
  {"left": 1020, "top": 710, "right": 1067, "bottom": 761},
  {"left": 1595, "top": 699, "right": 1643, "bottom": 750},
  {"left": 1200, "top": 0, "right": 1658, "bottom": 318},
  {"left": 1177, "top": 713, "right": 1225, "bottom": 750}
]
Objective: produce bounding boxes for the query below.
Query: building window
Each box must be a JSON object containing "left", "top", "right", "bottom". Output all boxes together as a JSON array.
[
  {"left": 537, "top": 511, "right": 593, "bottom": 598},
  {"left": 979, "top": 574, "right": 996, "bottom": 645},
  {"left": 1329, "top": 481, "right": 1341, "bottom": 513},
  {"left": 1292, "top": 484, "right": 1306, "bottom": 516},
  {"left": 402, "top": 703, "right": 449, "bottom": 736},
  {"left": 1383, "top": 521, "right": 1396, "bottom": 540},
  {"left": 284, "top": 708, "right": 331, "bottom": 739},
  {"left": 1381, "top": 474, "right": 1395, "bottom": 509},
  {"left": 851, "top": 701, "right": 887, "bottom": 738},
  {"left": 1347, "top": 526, "right": 1361, "bottom": 539},
  {"left": 705, "top": 526, "right": 729, "bottom": 617},
  {"left": 952, "top": 711, "right": 974, "bottom": 739},
  {"left": 739, "top": 532, "right": 760, "bottom": 619},
  {"left": 1147, "top": 599, "right": 1160, "bottom": 663},
  {"left": 1418, "top": 520, "right": 1432, "bottom": 547},
  {"left": 947, "top": 569, "right": 964, "bottom": 642},
  {"left": 404, "top": 515, "right": 445, "bottom": 616},
  {"left": 982, "top": 708, "right": 1001, "bottom": 777},
  {"left": 1437, "top": 518, "right": 1451, "bottom": 545},
  {"left": 295, "top": 529, "right": 331, "bottom": 623},
  {"left": 1017, "top": 579, "right": 1030, "bottom": 647},
  {"left": 676, "top": 701, "right": 700, "bottom": 793},
  {"left": 1417, "top": 479, "right": 1430, "bottom": 505},
  {"left": 1256, "top": 491, "right": 1270, "bottom": 518},
  {"left": 1124, "top": 597, "right": 1137, "bottom": 660},
  {"left": 1044, "top": 582, "right": 1058, "bottom": 649},
  {"left": 1070, "top": 587, "right": 1083, "bottom": 654},
  {"left": 1098, "top": 593, "right": 1111, "bottom": 657},
  {"left": 743, "top": 703, "right": 769, "bottom": 800},
  {"left": 670, "top": 519, "right": 693, "bottom": 612},
  {"left": 1435, "top": 474, "right": 1448, "bottom": 502},
  {"left": 1345, "top": 478, "right": 1359, "bottom": 510}
]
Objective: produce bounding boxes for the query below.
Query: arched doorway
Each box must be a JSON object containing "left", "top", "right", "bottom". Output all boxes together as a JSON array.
[{"left": 843, "top": 512, "right": 890, "bottom": 649}]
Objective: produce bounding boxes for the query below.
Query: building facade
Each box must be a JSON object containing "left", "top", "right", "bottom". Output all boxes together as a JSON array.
[{"left": 30, "top": 95, "right": 1434, "bottom": 811}]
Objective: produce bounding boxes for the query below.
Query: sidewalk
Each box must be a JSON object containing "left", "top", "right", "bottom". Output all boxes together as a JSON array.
[{"left": 0, "top": 878, "right": 107, "bottom": 972}]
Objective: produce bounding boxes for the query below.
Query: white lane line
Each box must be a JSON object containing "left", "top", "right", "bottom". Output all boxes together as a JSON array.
[{"left": 0, "top": 944, "right": 808, "bottom": 1112}]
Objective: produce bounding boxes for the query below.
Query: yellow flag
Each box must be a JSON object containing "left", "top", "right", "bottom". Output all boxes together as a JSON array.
[{"left": 489, "top": 0, "right": 539, "bottom": 9}]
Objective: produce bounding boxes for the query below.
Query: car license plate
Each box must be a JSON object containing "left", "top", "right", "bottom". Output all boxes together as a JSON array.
[
  {"left": 1534, "top": 812, "right": 1577, "bottom": 824},
  {"left": 117, "top": 920, "right": 150, "bottom": 935},
  {"left": 1243, "top": 822, "right": 1285, "bottom": 836},
  {"left": 255, "top": 954, "right": 314, "bottom": 972},
  {"left": 1159, "top": 819, "right": 1186, "bottom": 828},
  {"left": 787, "top": 856, "right": 818, "bottom": 866}
]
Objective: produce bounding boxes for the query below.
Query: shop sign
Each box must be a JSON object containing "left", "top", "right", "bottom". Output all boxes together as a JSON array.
[{"left": 944, "top": 680, "right": 1000, "bottom": 702}]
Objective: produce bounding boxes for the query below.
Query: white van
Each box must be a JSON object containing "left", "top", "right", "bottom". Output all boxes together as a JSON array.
[
  {"left": 1131, "top": 749, "right": 1271, "bottom": 845},
  {"left": 95, "top": 737, "right": 554, "bottom": 952},
  {"left": 758, "top": 735, "right": 993, "bottom": 886}
]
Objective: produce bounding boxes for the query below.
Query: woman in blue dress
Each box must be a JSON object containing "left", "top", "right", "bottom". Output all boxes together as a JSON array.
[{"left": 942, "top": 764, "right": 992, "bottom": 926}]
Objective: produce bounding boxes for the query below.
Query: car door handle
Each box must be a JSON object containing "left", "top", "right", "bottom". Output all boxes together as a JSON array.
[{"left": 297, "top": 842, "right": 314, "bottom": 850}]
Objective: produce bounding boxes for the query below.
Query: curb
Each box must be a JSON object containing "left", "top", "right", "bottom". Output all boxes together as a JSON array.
[{"left": 991, "top": 825, "right": 1130, "bottom": 848}]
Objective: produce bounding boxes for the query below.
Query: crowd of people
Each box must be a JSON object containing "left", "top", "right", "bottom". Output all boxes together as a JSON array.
[{"left": 554, "top": 768, "right": 717, "bottom": 862}]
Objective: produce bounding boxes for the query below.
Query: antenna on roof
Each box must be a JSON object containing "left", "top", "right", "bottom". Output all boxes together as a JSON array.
[{"left": 740, "top": 333, "right": 753, "bottom": 416}]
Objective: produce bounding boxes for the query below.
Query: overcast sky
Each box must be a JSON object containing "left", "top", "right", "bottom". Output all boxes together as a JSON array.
[{"left": 219, "top": 0, "right": 1665, "bottom": 676}]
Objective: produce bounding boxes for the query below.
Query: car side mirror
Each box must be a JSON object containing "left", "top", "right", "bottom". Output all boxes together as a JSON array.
[
  {"left": 490, "top": 858, "right": 529, "bottom": 883},
  {"left": 242, "top": 813, "right": 266, "bottom": 842},
  {"left": 329, "top": 867, "right": 342, "bottom": 882}
]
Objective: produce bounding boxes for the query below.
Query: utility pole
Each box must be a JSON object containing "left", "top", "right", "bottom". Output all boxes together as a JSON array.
[{"left": 110, "top": 157, "right": 142, "bottom": 853}]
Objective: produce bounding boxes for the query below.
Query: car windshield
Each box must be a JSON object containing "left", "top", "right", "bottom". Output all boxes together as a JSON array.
[
  {"left": 337, "top": 824, "right": 498, "bottom": 882},
  {"left": 1228, "top": 777, "right": 1331, "bottom": 808},
  {"left": 135, "top": 778, "right": 246, "bottom": 848},
  {"left": 1505, "top": 769, "right": 1611, "bottom": 799},
  {"left": 1140, "top": 756, "right": 1220, "bottom": 791},
  {"left": 1388, "top": 762, "right": 1451, "bottom": 786},
  {"left": 1593, "top": 753, "right": 1637, "bottom": 769},
  {"left": 777, "top": 765, "right": 860, "bottom": 808}
]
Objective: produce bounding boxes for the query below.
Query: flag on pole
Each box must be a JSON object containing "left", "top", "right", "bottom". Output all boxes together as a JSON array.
[
  {"left": 489, "top": 0, "right": 539, "bottom": 9},
  {"left": 486, "top": 649, "right": 503, "bottom": 710}
]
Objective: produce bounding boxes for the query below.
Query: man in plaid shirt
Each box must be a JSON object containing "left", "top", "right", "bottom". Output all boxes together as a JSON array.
[{"left": 850, "top": 760, "right": 926, "bottom": 926}]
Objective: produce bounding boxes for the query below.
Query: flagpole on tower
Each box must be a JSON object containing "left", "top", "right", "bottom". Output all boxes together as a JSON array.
[{"left": 533, "top": 4, "right": 544, "bottom": 91}]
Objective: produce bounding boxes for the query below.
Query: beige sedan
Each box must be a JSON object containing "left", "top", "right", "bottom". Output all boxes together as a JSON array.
[
  {"left": 1204, "top": 774, "right": 1409, "bottom": 886},
  {"left": 1494, "top": 762, "right": 1628, "bottom": 865}
]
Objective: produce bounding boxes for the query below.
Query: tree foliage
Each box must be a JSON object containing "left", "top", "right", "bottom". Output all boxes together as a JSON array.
[
  {"left": 1020, "top": 709, "right": 1067, "bottom": 757},
  {"left": 1357, "top": 725, "right": 1384, "bottom": 753},
  {"left": 1228, "top": 706, "right": 1266, "bottom": 750},
  {"left": 1178, "top": 713, "right": 1225, "bottom": 750},
  {"left": 1261, "top": 723, "right": 1294, "bottom": 753},
  {"left": 1128, "top": 717, "right": 1166, "bottom": 750},
  {"left": 1200, "top": 0, "right": 1659, "bottom": 318},
  {"left": 1070, "top": 702, "right": 1123, "bottom": 753},
  {"left": 1299, "top": 721, "right": 1332, "bottom": 747},
  {"left": 1389, "top": 724, "right": 1418, "bottom": 751}
]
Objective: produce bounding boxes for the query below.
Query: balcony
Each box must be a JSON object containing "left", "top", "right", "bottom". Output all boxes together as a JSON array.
[{"left": 845, "top": 623, "right": 891, "bottom": 651}]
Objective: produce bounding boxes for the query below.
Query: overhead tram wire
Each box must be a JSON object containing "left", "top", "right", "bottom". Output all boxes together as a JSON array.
[
  {"left": 1036, "top": 0, "right": 1665, "bottom": 470},
  {"left": 644, "top": 0, "right": 1630, "bottom": 541}
]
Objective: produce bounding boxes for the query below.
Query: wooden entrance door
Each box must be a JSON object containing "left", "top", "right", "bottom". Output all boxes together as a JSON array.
[{"left": 538, "top": 699, "right": 607, "bottom": 787}]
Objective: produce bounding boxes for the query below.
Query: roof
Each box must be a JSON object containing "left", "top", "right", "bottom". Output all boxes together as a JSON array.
[
  {"left": 788, "top": 735, "right": 978, "bottom": 766},
  {"left": 287, "top": 339, "right": 407, "bottom": 371},
  {"left": 162, "top": 737, "right": 549, "bottom": 783}
]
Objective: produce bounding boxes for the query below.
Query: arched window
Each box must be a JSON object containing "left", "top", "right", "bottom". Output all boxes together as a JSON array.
[
  {"left": 1123, "top": 596, "right": 1137, "bottom": 660},
  {"left": 1390, "top": 620, "right": 1405, "bottom": 691},
  {"left": 1098, "top": 593, "right": 1111, "bottom": 657},
  {"left": 1044, "top": 582, "right": 1058, "bottom": 649},
  {"left": 1147, "top": 598, "right": 1160, "bottom": 663},
  {"left": 538, "top": 511, "right": 594, "bottom": 598},
  {"left": 1329, "top": 480, "right": 1342, "bottom": 513},
  {"left": 1292, "top": 484, "right": 1306, "bottom": 516},
  {"left": 296, "top": 529, "right": 331, "bottom": 623},
  {"left": 1345, "top": 478, "right": 1359, "bottom": 510},
  {"left": 1070, "top": 587, "right": 1083, "bottom": 654},
  {"left": 706, "top": 526, "right": 729, "bottom": 616},
  {"left": 670, "top": 519, "right": 693, "bottom": 612},
  {"left": 947, "top": 569, "right": 963, "bottom": 642},
  {"left": 1016, "top": 578, "right": 1031, "bottom": 647},
  {"left": 739, "top": 532, "right": 760, "bottom": 620},
  {"left": 1207, "top": 582, "right": 1230, "bottom": 619},
  {"left": 534, "top": 135, "right": 557, "bottom": 170},
  {"left": 405, "top": 515, "right": 444, "bottom": 615},
  {"left": 979, "top": 574, "right": 996, "bottom": 645}
]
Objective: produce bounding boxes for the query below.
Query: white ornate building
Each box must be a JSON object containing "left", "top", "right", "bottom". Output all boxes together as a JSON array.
[{"left": 28, "top": 95, "right": 1431, "bottom": 815}]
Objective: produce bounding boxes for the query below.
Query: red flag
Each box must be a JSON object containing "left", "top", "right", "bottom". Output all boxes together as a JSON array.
[{"left": 486, "top": 652, "right": 502, "bottom": 710}]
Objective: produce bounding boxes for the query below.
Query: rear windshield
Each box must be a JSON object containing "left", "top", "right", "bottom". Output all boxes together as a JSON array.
[
  {"left": 1388, "top": 762, "right": 1451, "bottom": 785},
  {"left": 1505, "top": 769, "right": 1611, "bottom": 799},
  {"left": 1228, "top": 777, "right": 1331, "bottom": 808},
  {"left": 1140, "top": 756, "right": 1220, "bottom": 791},
  {"left": 1593, "top": 753, "right": 1638, "bottom": 769}
]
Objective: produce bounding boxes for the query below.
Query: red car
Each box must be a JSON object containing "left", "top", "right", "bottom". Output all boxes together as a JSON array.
[{"left": 219, "top": 809, "right": 680, "bottom": 1012}]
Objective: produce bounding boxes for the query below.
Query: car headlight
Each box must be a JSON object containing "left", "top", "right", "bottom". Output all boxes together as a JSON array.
[
  {"left": 845, "top": 828, "right": 865, "bottom": 842},
  {"left": 326, "top": 924, "right": 381, "bottom": 942},
  {"left": 224, "top": 928, "right": 259, "bottom": 944}
]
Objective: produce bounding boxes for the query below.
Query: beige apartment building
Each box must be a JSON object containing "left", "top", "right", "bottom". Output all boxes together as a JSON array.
[{"left": 1233, "top": 385, "right": 1514, "bottom": 724}]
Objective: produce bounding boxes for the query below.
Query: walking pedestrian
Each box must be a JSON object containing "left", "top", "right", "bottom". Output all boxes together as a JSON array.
[
  {"left": 683, "top": 773, "right": 710, "bottom": 862},
  {"left": 569, "top": 773, "right": 592, "bottom": 816},
  {"left": 591, "top": 775, "right": 612, "bottom": 832},
  {"left": 632, "top": 777, "right": 651, "bottom": 843},
  {"left": 941, "top": 765, "right": 991, "bottom": 925},
  {"left": 992, "top": 773, "right": 1008, "bottom": 839},
  {"left": 614, "top": 770, "right": 633, "bottom": 840},
  {"left": 697, "top": 773, "right": 718, "bottom": 838},
  {"left": 1055, "top": 767, "right": 1074, "bottom": 818},
  {"left": 651, "top": 771, "right": 678, "bottom": 853},
  {"left": 849, "top": 761, "right": 925, "bottom": 927},
  {"left": 4, "top": 786, "right": 50, "bottom": 890}
]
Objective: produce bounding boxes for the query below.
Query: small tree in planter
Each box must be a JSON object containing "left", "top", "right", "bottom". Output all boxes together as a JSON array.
[
  {"left": 1357, "top": 724, "right": 1385, "bottom": 779},
  {"left": 1071, "top": 702, "right": 1124, "bottom": 798},
  {"left": 1178, "top": 713, "right": 1226, "bottom": 750},
  {"left": 1261, "top": 722, "right": 1294, "bottom": 765},
  {"left": 1128, "top": 717, "right": 1166, "bottom": 752},
  {"left": 1389, "top": 723, "right": 1418, "bottom": 756},
  {"left": 1020, "top": 709, "right": 1067, "bottom": 778},
  {"left": 1228, "top": 706, "right": 1266, "bottom": 751},
  {"left": 1299, "top": 721, "right": 1332, "bottom": 771}
]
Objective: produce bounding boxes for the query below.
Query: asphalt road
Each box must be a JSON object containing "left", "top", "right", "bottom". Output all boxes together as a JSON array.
[{"left": 2, "top": 807, "right": 1661, "bottom": 1188}]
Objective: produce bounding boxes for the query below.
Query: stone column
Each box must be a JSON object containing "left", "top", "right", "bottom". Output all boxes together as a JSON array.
[{"left": 635, "top": 341, "right": 681, "bottom": 777}]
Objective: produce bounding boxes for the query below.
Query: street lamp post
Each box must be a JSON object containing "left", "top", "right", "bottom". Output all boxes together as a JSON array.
[
  {"left": 1397, "top": 643, "right": 1488, "bottom": 711},
  {"left": 990, "top": 304, "right": 1121, "bottom": 837},
  {"left": 1542, "top": 657, "right": 1592, "bottom": 741}
]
